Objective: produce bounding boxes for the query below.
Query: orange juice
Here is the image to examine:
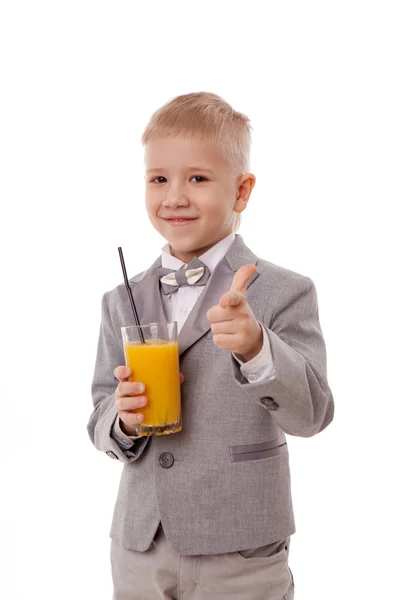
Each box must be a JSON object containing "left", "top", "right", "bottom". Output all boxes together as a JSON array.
[{"left": 124, "top": 339, "right": 182, "bottom": 435}]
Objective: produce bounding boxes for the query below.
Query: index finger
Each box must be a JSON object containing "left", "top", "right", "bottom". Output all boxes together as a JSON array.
[
  {"left": 114, "top": 366, "right": 132, "bottom": 381},
  {"left": 219, "top": 290, "right": 246, "bottom": 309}
]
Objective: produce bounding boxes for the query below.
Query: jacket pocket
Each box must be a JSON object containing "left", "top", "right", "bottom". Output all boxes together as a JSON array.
[{"left": 229, "top": 438, "right": 288, "bottom": 463}]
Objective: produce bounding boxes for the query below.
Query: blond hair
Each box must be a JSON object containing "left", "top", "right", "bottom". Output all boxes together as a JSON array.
[{"left": 141, "top": 92, "right": 253, "bottom": 233}]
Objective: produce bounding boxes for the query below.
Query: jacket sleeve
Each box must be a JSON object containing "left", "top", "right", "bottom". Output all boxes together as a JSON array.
[
  {"left": 87, "top": 290, "right": 151, "bottom": 463},
  {"left": 230, "top": 275, "right": 334, "bottom": 438}
]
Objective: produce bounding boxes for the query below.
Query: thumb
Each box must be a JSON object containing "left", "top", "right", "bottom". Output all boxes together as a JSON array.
[
  {"left": 114, "top": 366, "right": 132, "bottom": 381},
  {"left": 230, "top": 264, "right": 258, "bottom": 296}
]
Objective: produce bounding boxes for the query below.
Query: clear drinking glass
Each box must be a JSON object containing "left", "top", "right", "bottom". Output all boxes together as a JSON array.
[{"left": 120, "top": 322, "right": 182, "bottom": 436}]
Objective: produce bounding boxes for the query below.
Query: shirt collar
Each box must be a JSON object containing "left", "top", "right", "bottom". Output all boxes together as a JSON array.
[{"left": 161, "top": 232, "right": 236, "bottom": 273}]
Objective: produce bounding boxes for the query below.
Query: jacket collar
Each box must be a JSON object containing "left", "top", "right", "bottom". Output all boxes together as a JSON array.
[{"left": 128, "top": 234, "right": 259, "bottom": 356}]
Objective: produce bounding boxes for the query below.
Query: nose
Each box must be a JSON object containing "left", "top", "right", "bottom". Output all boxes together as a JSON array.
[{"left": 162, "top": 183, "right": 190, "bottom": 208}]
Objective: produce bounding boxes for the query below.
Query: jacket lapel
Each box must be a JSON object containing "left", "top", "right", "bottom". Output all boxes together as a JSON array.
[
  {"left": 127, "top": 235, "right": 259, "bottom": 356},
  {"left": 128, "top": 258, "right": 168, "bottom": 328}
]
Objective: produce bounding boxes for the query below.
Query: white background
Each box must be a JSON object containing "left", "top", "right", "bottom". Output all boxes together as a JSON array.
[{"left": 1, "top": 1, "right": 409, "bottom": 598}]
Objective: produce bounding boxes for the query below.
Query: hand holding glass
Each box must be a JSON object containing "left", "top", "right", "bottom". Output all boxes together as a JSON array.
[{"left": 120, "top": 322, "right": 182, "bottom": 436}]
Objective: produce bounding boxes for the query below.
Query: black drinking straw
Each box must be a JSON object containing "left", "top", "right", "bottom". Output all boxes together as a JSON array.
[{"left": 118, "top": 247, "right": 145, "bottom": 343}]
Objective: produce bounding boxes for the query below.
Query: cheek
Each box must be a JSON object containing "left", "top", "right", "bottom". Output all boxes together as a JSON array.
[
  {"left": 211, "top": 201, "right": 233, "bottom": 225},
  {"left": 145, "top": 192, "right": 161, "bottom": 215},
  {"left": 200, "top": 191, "right": 230, "bottom": 219}
]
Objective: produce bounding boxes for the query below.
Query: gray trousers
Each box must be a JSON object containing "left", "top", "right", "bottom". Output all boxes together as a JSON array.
[{"left": 110, "top": 522, "right": 295, "bottom": 600}]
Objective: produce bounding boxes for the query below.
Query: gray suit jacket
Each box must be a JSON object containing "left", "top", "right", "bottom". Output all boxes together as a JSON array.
[{"left": 88, "top": 234, "right": 334, "bottom": 555}]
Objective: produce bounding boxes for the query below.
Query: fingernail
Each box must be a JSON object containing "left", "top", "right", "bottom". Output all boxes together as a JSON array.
[{"left": 136, "top": 383, "right": 144, "bottom": 393}]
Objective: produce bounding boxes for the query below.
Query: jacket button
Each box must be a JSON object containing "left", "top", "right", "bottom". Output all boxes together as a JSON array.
[
  {"left": 261, "top": 397, "right": 279, "bottom": 410},
  {"left": 159, "top": 452, "right": 174, "bottom": 469},
  {"left": 106, "top": 450, "right": 118, "bottom": 459}
]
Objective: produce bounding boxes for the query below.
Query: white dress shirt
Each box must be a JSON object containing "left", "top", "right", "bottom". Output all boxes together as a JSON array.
[{"left": 113, "top": 232, "right": 276, "bottom": 443}]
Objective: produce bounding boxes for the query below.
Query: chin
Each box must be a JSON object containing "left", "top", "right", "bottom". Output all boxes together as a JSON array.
[
  {"left": 169, "top": 241, "right": 197, "bottom": 254},
  {"left": 167, "top": 239, "right": 202, "bottom": 257}
]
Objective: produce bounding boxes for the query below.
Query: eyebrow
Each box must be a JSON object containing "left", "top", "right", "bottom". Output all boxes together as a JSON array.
[{"left": 146, "top": 166, "right": 214, "bottom": 174}]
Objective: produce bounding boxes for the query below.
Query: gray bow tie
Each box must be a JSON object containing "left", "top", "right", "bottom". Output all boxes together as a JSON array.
[{"left": 157, "top": 257, "right": 211, "bottom": 296}]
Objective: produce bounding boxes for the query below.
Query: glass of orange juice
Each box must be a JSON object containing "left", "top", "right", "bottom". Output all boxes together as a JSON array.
[{"left": 120, "top": 322, "right": 182, "bottom": 437}]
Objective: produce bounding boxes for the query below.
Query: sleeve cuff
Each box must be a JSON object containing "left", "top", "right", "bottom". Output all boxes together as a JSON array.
[
  {"left": 111, "top": 414, "right": 141, "bottom": 449},
  {"left": 233, "top": 324, "right": 276, "bottom": 383}
]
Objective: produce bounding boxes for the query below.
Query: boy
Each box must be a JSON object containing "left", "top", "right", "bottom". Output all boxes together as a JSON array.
[{"left": 88, "top": 91, "right": 334, "bottom": 600}]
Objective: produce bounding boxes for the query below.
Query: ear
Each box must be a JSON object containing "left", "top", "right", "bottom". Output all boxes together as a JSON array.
[{"left": 234, "top": 173, "right": 256, "bottom": 214}]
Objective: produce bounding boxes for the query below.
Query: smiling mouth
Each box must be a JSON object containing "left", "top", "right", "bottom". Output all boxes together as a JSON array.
[{"left": 164, "top": 218, "right": 198, "bottom": 225}]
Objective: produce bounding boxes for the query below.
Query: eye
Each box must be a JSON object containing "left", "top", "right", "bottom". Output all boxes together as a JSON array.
[
  {"left": 190, "top": 175, "right": 207, "bottom": 183},
  {"left": 151, "top": 176, "right": 167, "bottom": 184}
]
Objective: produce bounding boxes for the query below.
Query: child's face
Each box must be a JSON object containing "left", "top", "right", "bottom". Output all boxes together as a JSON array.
[{"left": 144, "top": 135, "right": 255, "bottom": 263}]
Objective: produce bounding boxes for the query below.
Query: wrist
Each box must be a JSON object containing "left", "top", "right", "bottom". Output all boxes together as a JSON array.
[
  {"left": 119, "top": 418, "right": 137, "bottom": 437},
  {"left": 241, "top": 324, "right": 263, "bottom": 362}
]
